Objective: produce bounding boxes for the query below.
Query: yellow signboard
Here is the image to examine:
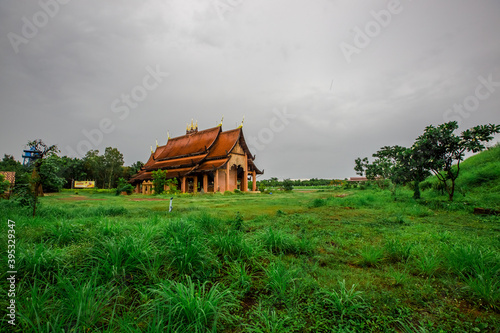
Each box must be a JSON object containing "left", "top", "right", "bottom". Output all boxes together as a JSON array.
[{"left": 74, "top": 181, "right": 95, "bottom": 188}]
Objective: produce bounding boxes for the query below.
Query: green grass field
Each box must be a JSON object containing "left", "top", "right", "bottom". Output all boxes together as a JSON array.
[{"left": 1, "top": 184, "right": 499, "bottom": 332}]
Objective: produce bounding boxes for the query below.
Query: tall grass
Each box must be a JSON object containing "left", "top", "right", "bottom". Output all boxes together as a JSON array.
[
  {"left": 385, "top": 239, "right": 413, "bottom": 263},
  {"left": 163, "top": 220, "right": 214, "bottom": 277},
  {"left": 210, "top": 230, "right": 254, "bottom": 262},
  {"left": 357, "top": 246, "right": 385, "bottom": 267},
  {"left": 259, "top": 227, "right": 314, "bottom": 255},
  {"left": 316, "top": 280, "right": 366, "bottom": 322},
  {"left": 150, "top": 276, "right": 233, "bottom": 332},
  {"left": 265, "top": 261, "right": 300, "bottom": 304}
]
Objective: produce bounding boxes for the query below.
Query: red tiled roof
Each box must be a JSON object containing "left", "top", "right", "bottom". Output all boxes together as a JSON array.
[
  {"left": 0, "top": 171, "right": 15, "bottom": 184},
  {"left": 206, "top": 128, "right": 241, "bottom": 159},
  {"left": 145, "top": 155, "right": 207, "bottom": 171},
  {"left": 156, "top": 126, "right": 221, "bottom": 160},
  {"left": 196, "top": 158, "right": 229, "bottom": 171}
]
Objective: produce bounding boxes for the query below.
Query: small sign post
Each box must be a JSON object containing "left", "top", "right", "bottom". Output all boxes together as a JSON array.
[{"left": 169, "top": 197, "right": 173, "bottom": 212}]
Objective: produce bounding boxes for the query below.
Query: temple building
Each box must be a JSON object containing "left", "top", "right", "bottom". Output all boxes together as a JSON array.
[{"left": 129, "top": 120, "right": 263, "bottom": 194}]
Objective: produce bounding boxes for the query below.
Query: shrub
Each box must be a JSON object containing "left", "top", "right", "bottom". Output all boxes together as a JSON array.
[
  {"left": 310, "top": 198, "right": 327, "bottom": 208},
  {"left": 152, "top": 169, "right": 168, "bottom": 195},
  {"left": 116, "top": 177, "right": 134, "bottom": 195}
]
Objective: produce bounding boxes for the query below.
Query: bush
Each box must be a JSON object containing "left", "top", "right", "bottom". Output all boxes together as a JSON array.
[
  {"left": 0, "top": 174, "right": 10, "bottom": 193},
  {"left": 282, "top": 179, "right": 293, "bottom": 192},
  {"left": 115, "top": 177, "right": 134, "bottom": 195},
  {"left": 152, "top": 170, "right": 168, "bottom": 195}
]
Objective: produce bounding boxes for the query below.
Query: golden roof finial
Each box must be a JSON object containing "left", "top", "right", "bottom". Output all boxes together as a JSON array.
[
  {"left": 190, "top": 118, "right": 194, "bottom": 130},
  {"left": 195, "top": 120, "right": 198, "bottom": 129},
  {"left": 238, "top": 116, "right": 245, "bottom": 128},
  {"left": 167, "top": 131, "right": 170, "bottom": 140},
  {"left": 186, "top": 123, "right": 190, "bottom": 131},
  {"left": 218, "top": 115, "right": 224, "bottom": 127},
  {"left": 156, "top": 139, "right": 158, "bottom": 147},
  {"left": 150, "top": 145, "right": 154, "bottom": 154}
]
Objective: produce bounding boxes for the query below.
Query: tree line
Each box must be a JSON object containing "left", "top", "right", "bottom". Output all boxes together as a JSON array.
[
  {"left": 0, "top": 141, "right": 144, "bottom": 193},
  {"left": 354, "top": 121, "right": 500, "bottom": 201}
]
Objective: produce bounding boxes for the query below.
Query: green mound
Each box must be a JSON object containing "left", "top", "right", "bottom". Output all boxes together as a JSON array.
[{"left": 422, "top": 144, "right": 500, "bottom": 208}]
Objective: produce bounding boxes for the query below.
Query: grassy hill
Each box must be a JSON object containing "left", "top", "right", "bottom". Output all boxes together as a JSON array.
[
  {"left": 422, "top": 143, "right": 500, "bottom": 209},
  {"left": 456, "top": 143, "right": 500, "bottom": 192}
]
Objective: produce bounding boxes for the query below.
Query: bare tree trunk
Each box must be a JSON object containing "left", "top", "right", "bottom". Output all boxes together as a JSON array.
[
  {"left": 108, "top": 165, "right": 113, "bottom": 189},
  {"left": 449, "top": 179, "right": 455, "bottom": 201}
]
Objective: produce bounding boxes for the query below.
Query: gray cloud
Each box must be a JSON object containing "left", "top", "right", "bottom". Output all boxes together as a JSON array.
[{"left": 1, "top": 0, "right": 499, "bottom": 179}]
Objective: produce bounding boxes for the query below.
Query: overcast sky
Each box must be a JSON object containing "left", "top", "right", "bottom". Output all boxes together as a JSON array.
[{"left": 1, "top": 0, "right": 499, "bottom": 179}]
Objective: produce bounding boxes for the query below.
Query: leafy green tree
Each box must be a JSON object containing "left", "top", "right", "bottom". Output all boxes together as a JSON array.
[
  {"left": 121, "top": 161, "right": 144, "bottom": 181},
  {"left": 282, "top": 178, "right": 293, "bottom": 192},
  {"left": 0, "top": 154, "right": 23, "bottom": 172},
  {"left": 152, "top": 169, "right": 168, "bottom": 194},
  {"left": 355, "top": 145, "right": 428, "bottom": 197},
  {"left": 25, "top": 139, "right": 60, "bottom": 216},
  {"left": 103, "top": 147, "right": 124, "bottom": 189},
  {"left": 84, "top": 150, "right": 105, "bottom": 187},
  {"left": 38, "top": 155, "right": 66, "bottom": 192},
  {"left": 58, "top": 156, "right": 87, "bottom": 188},
  {"left": 415, "top": 121, "right": 500, "bottom": 201}
]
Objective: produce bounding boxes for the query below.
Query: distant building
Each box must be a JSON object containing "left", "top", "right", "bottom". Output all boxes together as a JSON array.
[
  {"left": 129, "top": 121, "right": 263, "bottom": 194},
  {"left": 348, "top": 176, "right": 381, "bottom": 182},
  {"left": 0, "top": 171, "right": 15, "bottom": 192},
  {"left": 348, "top": 177, "right": 369, "bottom": 182}
]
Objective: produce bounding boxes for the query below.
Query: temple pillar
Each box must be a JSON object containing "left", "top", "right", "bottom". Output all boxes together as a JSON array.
[
  {"left": 142, "top": 182, "right": 146, "bottom": 194},
  {"left": 214, "top": 170, "right": 219, "bottom": 192},
  {"left": 203, "top": 174, "right": 208, "bottom": 193},
  {"left": 181, "top": 176, "right": 186, "bottom": 193},
  {"left": 252, "top": 170, "right": 257, "bottom": 191},
  {"left": 243, "top": 154, "right": 248, "bottom": 192},
  {"left": 193, "top": 176, "right": 198, "bottom": 193},
  {"left": 135, "top": 184, "right": 140, "bottom": 194},
  {"left": 226, "top": 163, "right": 230, "bottom": 192}
]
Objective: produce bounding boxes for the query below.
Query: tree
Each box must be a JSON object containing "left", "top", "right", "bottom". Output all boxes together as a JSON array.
[
  {"left": 152, "top": 169, "right": 168, "bottom": 194},
  {"left": 0, "top": 154, "right": 23, "bottom": 172},
  {"left": 26, "top": 139, "right": 60, "bottom": 216},
  {"left": 415, "top": 121, "right": 500, "bottom": 201},
  {"left": 103, "top": 147, "right": 124, "bottom": 189},
  {"left": 282, "top": 178, "right": 293, "bottom": 191},
  {"left": 84, "top": 150, "right": 105, "bottom": 187},
  {"left": 121, "top": 161, "right": 144, "bottom": 181},
  {"left": 38, "top": 155, "right": 66, "bottom": 192},
  {"left": 58, "top": 156, "right": 87, "bottom": 188}
]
